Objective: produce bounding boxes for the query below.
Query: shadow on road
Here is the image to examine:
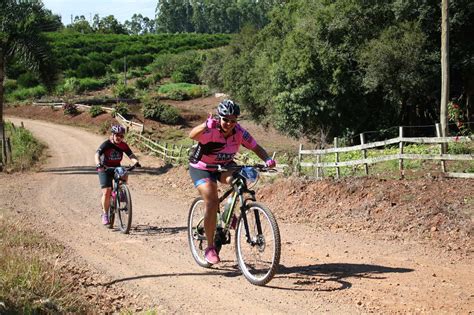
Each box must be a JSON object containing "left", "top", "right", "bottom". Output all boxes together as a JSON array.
[
  {"left": 265, "top": 263, "right": 414, "bottom": 291},
  {"left": 39, "top": 164, "right": 173, "bottom": 176},
  {"left": 131, "top": 225, "right": 187, "bottom": 236}
]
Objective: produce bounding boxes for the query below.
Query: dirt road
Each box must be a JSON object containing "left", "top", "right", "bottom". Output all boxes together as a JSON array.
[{"left": 2, "top": 118, "right": 473, "bottom": 313}]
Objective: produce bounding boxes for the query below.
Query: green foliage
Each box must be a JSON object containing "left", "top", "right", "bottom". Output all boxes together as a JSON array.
[
  {"left": 216, "top": 0, "right": 474, "bottom": 142},
  {"left": 6, "top": 86, "right": 47, "bottom": 102},
  {"left": 113, "top": 82, "right": 136, "bottom": 99},
  {"left": 76, "top": 60, "right": 107, "bottom": 78},
  {"left": 5, "top": 122, "right": 45, "bottom": 170},
  {"left": 45, "top": 32, "right": 231, "bottom": 79},
  {"left": 158, "top": 83, "right": 209, "bottom": 100},
  {"left": 112, "top": 102, "right": 129, "bottom": 116},
  {"left": 16, "top": 73, "right": 40, "bottom": 88},
  {"left": 62, "top": 103, "right": 79, "bottom": 116},
  {"left": 4, "top": 79, "right": 18, "bottom": 94},
  {"left": 89, "top": 105, "right": 105, "bottom": 118},
  {"left": 135, "top": 77, "right": 151, "bottom": 90},
  {"left": 143, "top": 100, "right": 180, "bottom": 125}
]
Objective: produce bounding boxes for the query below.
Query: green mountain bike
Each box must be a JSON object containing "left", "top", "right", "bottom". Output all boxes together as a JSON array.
[{"left": 187, "top": 164, "right": 281, "bottom": 286}]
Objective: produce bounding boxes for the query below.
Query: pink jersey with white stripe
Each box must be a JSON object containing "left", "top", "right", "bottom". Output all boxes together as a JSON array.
[{"left": 189, "top": 124, "right": 257, "bottom": 170}]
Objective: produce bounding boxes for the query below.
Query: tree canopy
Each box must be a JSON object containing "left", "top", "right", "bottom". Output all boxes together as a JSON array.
[{"left": 200, "top": 0, "right": 474, "bottom": 141}]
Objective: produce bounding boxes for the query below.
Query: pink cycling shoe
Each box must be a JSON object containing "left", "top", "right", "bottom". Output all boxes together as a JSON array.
[
  {"left": 204, "top": 246, "right": 220, "bottom": 265},
  {"left": 101, "top": 213, "right": 109, "bottom": 225}
]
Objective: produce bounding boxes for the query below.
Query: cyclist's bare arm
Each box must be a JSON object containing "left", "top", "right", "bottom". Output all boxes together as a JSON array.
[
  {"left": 251, "top": 144, "right": 271, "bottom": 162},
  {"left": 189, "top": 121, "right": 207, "bottom": 141}
]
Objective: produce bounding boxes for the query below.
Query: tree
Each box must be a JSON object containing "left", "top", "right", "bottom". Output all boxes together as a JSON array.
[
  {"left": 95, "top": 15, "right": 127, "bottom": 34},
  {"left": 67, "top": 15, "right": 94, "bottom": 33},
  {"left": 124, "top": 13, "right": 156, "bottom": 35},
  {"left": 0, "top": 0, "right": 57, "bottom": 159}
]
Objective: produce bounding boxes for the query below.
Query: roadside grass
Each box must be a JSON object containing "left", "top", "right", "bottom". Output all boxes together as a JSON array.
[
  {"left": 0, "top": 213, "right": 91, "bottom": 313},
  {"left": 6, "top": 121, "right": 45, "bottom": 171},
  {"left": 157, "top": 83, "right": 210, "bottom": 100}
]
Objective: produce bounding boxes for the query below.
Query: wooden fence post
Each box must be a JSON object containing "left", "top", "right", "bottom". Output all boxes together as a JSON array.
[
  {"left": 435, "top": 123, "right": 447, "bottom": 172},
  {"left": 178, "top": 145, "right": 183, "bottom": 162},
  {"left": 0, "top": 139, "right": 3, "bottom": 165},
  {"left": 21, "top": 121, "right": 24, "bottom": 128},
  {"left": 360, "top": 133, "right": 369, "bottom": 176},
  {"left": 297, "top": 144, "right": 302, "bottom": 175},
  {"left": 316, "top": 154, "right": 321, "bottom": 179},
  {"left": 6, "top": 138, "right": 12, "bottom": 164},
  {"left": 163, "top": 142, "right": 168, "bottom": 163},
  {"left": 399, "top": 126, "right": 404, "bottom": 179},
  {"left": 334, "top": 137, "right": 340, "bottom": 179}
]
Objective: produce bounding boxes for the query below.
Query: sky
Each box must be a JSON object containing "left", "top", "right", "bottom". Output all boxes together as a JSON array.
[{"left": 42, "top": 0, "right": 157, "bottom": 25}]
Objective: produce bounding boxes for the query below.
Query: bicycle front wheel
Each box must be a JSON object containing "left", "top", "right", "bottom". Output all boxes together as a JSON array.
[
  {"left": 187, "top": 197, "right": 211, "bottom": 268},
  {"left": 235, "top": 202, "right": 281, "bottom": 286},
  {"left": 116, "top": 184, "right": 132, "bottom": 234}
]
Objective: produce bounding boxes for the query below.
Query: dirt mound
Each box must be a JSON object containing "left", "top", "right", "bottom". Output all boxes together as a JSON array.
[{"left": 257, "top": 176, "right": 473, "bottom": 253}]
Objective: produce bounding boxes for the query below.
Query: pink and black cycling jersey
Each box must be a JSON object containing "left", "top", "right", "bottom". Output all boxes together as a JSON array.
[
  {"left": 96, "top": 140, "right": 134, "bottom": 167},
  {"left": 189, "top": 124, "right": 257, "bottom": 170}
]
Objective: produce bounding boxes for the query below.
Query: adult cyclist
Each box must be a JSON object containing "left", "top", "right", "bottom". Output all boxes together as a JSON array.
[
  {"left": 188, "top": 99, "right": 276, "bottom": 264},
  {"left": 95, "top": 125, "right": 140, "bottom": 225}
]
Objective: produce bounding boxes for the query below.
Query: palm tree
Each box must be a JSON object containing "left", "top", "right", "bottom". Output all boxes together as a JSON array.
[{"left": 0, "top": 0, "right": 56, "bottom": 160}]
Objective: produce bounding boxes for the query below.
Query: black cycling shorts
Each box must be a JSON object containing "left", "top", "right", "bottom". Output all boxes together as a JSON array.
[
  {"left": 189, "top": 165, "right": 221, "bottom": 187},
  {"left": 98, "top": 169, "right": 114, "bottom": 189}
]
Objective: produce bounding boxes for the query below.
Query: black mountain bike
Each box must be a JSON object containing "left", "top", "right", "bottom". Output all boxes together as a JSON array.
[
  {"left": 187, "top": 164, "right": 281, "bottom": 286},
  {"left": 105, "top": 164, "right": 138, "bottom": 234}
]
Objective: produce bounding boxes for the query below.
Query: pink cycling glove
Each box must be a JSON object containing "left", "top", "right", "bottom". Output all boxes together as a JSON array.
[
  {"left": 265, "top": 158, "right": 276, "bottom": 168},
  {"left": 206, "top": 114, "right": 219, "bottom": 129}
]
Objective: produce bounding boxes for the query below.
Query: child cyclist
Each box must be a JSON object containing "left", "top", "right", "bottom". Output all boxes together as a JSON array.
[
  {"left": 188, "top": 99, "right": 276, "bottom": 264},
  {"left": 95, "top": 125, "right": 140, "bottom": 225}
]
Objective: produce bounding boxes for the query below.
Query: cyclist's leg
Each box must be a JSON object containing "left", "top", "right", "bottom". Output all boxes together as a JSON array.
[
  {"left": 98, "top": 170, "right": 113, "bottom": 214},
  {"left": 196, "top": 181, "right": 219, "bottom": 248}
]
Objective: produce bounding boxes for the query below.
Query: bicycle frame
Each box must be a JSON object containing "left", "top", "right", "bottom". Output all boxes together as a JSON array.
[{"left": 218, "top": 170, "right": 259, "bottom": 245}]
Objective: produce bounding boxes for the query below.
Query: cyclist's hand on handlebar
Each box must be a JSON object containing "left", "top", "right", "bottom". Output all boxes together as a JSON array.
[
  {"left": 265, "top": 158, "right": 276, "bottom": 168},
  {"left": 96, "top": 163, "right": 104, "bottom": 171},
  {"left": 206, "top": 113, "right": 219, "bottom": 129}
]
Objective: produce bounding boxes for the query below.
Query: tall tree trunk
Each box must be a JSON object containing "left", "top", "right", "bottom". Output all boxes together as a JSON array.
[
  {"left": 0, "top": 52, "right": 6, "bottom": 162},
  {"left": 440, "top": 0, "right": 449, "bottom": 137}
]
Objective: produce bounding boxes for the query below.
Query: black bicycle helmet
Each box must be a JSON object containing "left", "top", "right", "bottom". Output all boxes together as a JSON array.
[
  {"left": 111, "top": 125, "right": 126, "bottom": 134},
  {"left": 217, "top": 99, "right": 240, "bottom": 116}
]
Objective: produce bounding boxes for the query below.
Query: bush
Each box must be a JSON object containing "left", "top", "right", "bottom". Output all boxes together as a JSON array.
[
  {"left": 4, "top": 79, "right": 18, "bottom": 94},
  {"left": 89, "top": 105, "right": 105, "bottom": 117},
  {"left": 7, "top": 85, "right": 47, "bottom": 101},
  {"left": 113, "top": 82, "right": 136, "bottom": 99},
  {"left": 76, "top": 61, "right": 107, "bottom": 78},
  {"left": 62, "top": 103, "right": 79, "bottom": 116},
  {"left": 135, "top": 77, "right": 151, "bottom": 90},
  {"left": 158, "top": 83, "right": 209, "bottom": 100},
  {"left": 112, "top": 102, "right": 129, "bottom": 117},
  {"left": 160, "top": 105, "right": 180, "bottom": 124},
  {"left": 17, "top": 72, "right": 40, "bottom": 88},
  {"left": 152, "top": 72, "right": 162, "bottom": 84},
  {"left": 142, "top": 100, "right": 180, "bottom": 125},
  {"left": 76, "top": 78, "right": 106, "bottom": 93}
]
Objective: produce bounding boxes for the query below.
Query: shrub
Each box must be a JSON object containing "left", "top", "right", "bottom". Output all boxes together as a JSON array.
[
  {"left": 152, "top": 72, "right": 162, "bottom": 84},
  {"left": 76, "top": 61, "right": 107, "bottom": 78},
  {"left": 89, "top": 105, "right": 105, "bottom": 117},
  {"left": 112, "top": 102, "right": 129, "bottom": 117},
  {"left": 8, "top": 85, "right": 47, "bottom": 101},
  {"left": 76, "top": 78, "right": 106, "bottom": 93},
  {"left": 158, "top": 83, "right": 209, "bottom": 100},
  {"left": 17, "top": 72, "right": 40, "bottom": 88},
  {"left": 142, "top": 101, "right": 180, "bottom": 124},
  {"left": 113, "top": 82, "right": 136, "bottom": 99},
  {"left": 160, "top": 105, "right": 180, "bottom": 124},
  {"left": 135, "top": 77, "right": 150, "bottom": 90},
  {"left": 62, "top": 103, "right": 79, "bottom": 116},
  {"left": 4, "top": 79, "right": 18, "bottom": 94}
]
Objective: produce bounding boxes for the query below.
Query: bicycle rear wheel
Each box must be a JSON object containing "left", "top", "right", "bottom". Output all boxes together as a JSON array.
[
  {"left": 235, "top": 202, "right": 281, "bottom": 286},
  {"left": 116, "top": 184, "right": 132, "bottom": 234},
  {"left": 187, "top": 197, "right": 211, "bottom": 268}
]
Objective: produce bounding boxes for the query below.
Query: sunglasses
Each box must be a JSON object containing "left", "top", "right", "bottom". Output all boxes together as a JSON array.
[
  {"left": 220, "top": 116, "right": 237, "bottom": 124},
  {"left": 114, "top": 134, "right": 125, "bottom": 138}
]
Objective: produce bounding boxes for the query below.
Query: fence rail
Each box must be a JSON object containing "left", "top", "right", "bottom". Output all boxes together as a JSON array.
[{"left": 298, "top": 125, "right": 473, "bottom": 179}]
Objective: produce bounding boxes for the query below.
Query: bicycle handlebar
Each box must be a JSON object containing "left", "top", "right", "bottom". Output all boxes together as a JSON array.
[
  {"left": 204, "top": 163, "right": 276, "bottom": 173},
  {"left": 102, "top": 162, "right": 140, "bottom": 172}
]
